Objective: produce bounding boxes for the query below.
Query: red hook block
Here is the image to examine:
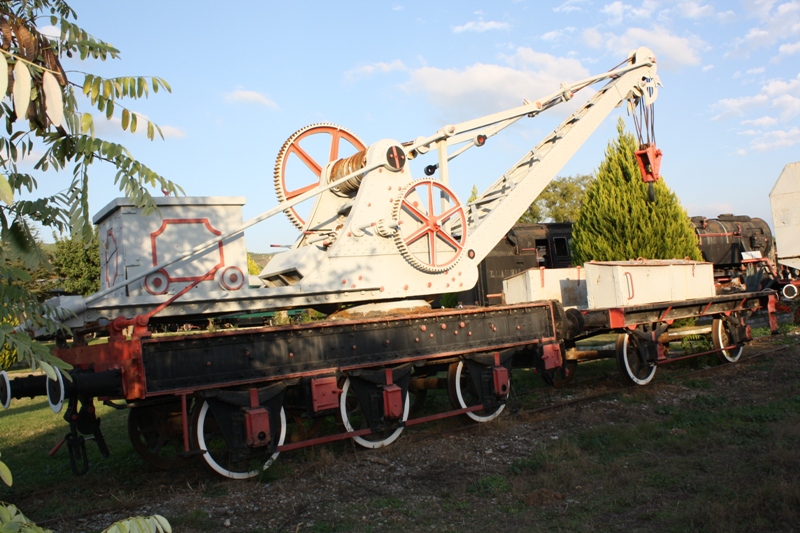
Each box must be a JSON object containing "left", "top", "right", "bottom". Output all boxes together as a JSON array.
[{"left": 635, "top": 143, "right": 662, "bottom": 183}]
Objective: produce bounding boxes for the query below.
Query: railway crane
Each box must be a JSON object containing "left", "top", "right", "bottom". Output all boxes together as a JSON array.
[{"left": 0, "top": 47, "right": 777, "bottom": 480}]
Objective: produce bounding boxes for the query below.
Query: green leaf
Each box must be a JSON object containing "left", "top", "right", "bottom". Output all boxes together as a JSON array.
[
  {"left": 153, "top": 515, "right": 171, "bottom": 533},
  {"left": 43, "top": 71, "right": 64, "bottom": 128},
  {"left": 0, "top": 174, "right": 13, "bottom": 205},
  {"left": 103, "top": 79, "right": 112, "bottom": 98},
  {"left": 39, "top": 361, "right": 57, "bottom": 381},
  {"left": 80, "top": 113, "right": 93, "bottom": 135},
  {"left": 106, "top": 99, "right": 114, "bottom": 119},
  {"left": 0, "top": 53, "right": 7, "bottom": 99},
  {"left": 0, "top": 460, "right": 12, "bottom": 487},
  {"left": 121, "top": 108, "right": 130, "bottom": 130},
  {"left": 147, "top": 121, "right": 154, "bottom": 140},
  {"left": 136, "top": 77, "right": 144, "bottom": 98},
  {"left": 83, "top": 74, "right": 93, "bottom": 96},
  {"left": 130, "top": 113, "right": 137, "bottom": 134},
  {"left": 12, "top": 62, "right": 32, "bottom": 121},
  {"left": 91, "top": 76, "right": 101, "bottom": 102}
]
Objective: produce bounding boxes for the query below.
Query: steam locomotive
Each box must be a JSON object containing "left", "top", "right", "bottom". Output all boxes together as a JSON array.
[{"left": 461, "top": 214, "right": 798, "bottom": 306}]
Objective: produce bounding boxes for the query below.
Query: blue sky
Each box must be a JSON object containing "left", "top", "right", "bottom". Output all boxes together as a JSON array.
[{"left": 25, "top": 0, "right": 800, "bottom": 251}]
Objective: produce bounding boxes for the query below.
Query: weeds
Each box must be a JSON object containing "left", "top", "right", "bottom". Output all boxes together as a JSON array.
[{"left": 466, "top": 474, "right": 511, "bottom": 496}]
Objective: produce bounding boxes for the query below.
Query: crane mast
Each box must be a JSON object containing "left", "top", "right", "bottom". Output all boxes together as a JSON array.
[{"left": 47, "top": 47, "right": 659, "bottom": 330}]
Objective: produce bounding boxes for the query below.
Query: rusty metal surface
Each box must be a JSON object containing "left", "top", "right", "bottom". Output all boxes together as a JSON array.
[{"left": 140, "top": 302, "right": 560, "bottom": 395}]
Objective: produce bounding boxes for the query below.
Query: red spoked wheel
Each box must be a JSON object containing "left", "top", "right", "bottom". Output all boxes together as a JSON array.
[
  {"left": 274, "top": 123, "right": 366, "bottom": 230},
  {"left": 393, "top": 179, "right": 467, "bottom": 273}
]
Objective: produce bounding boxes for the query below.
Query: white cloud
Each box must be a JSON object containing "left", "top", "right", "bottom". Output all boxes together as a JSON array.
[
  {"left": 453, "top": 18, "right": 510, "bottom": 34},
  {"left": 158, "top": 125, "right": 187, "bottom": 139},
  {"left": 774, "top": 93, "right": 800, "bottom": 118},
  {"left": 746, "top": 66, "right": 766, "bottom": 75},
  {"left": 94, "top": 113, "right": 186, "bottom": 139},
  {"left": 713, "top": 72, "right": 800, "bottom": 151},
  {"left": 402, "top": 48, "right": 591, "bottom": 119},
  {"left": 600, "top": 0, "right": 659, "bottom": 24},
  {"left": 702, "top": 64, "right": 715, "bottom": 71},
  {"left": 602, "top": 1, "right": 626, "bottom": 25},
  {"left": 778, "top": 40, "right": 800, "bottom": 55},
  {"left": 583, "top": 27, "right": 604, "bottom": 48},
  {"left": 345, "top": 60, "right": 408, "bottom": 82},
  {"left": 392, "top": 5, "right": 404, "bottom": 11},
  {"left": 749, "top": 126, "right": 800, "bottom": 151},
  {"left": 717, "top": 10, "right": 737, "bottom": 23},
  {"left": 223, "top": 89, "right": 279, "bottom": 109},
  {"left": 36, "top": 25, "right": 60, "bottom": 39},
  {"left": 742, "top": 117, "right": 778, "bottom": 128},
  {"left": 541, "top": 27, "right": 575, "bottom": 42},
  {"left": 728, "top": 0, "right": 800, "bottom": 57},
  {"left": 742, "top": 116, "right": 778, "bottom": 126},
  {"left": 676, "top": 2, "right": 715, "bottom": 18},
  {"left": 553, "top": 0, "right": 589, "bottom": 13},
  {"left": 584, "top": 25, "right": 705, "bottom": 69}
]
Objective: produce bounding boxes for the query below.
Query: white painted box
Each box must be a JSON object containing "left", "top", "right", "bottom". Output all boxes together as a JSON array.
[
  {"left": 503, "top": 267, "right": 588, "bottom": 309},
  {"left": 770, "top": 162, "right": 800, "bottom": 271},
  {"left": 93, "top": 196, "right": 248, "bottom": 298},
  {"left": 584, "top": 259, "right": 715, "bottom": 309}
]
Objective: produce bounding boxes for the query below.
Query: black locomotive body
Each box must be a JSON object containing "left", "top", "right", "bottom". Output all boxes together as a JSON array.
[
  {"left": 455, "top": 223, "right": 573, "bottom": 307},
  {"left": 462, "top": 214, "right": 796, "bottom": 303},
  {"left": 691, "top": 214, "right": 775, "bottom": 282}
]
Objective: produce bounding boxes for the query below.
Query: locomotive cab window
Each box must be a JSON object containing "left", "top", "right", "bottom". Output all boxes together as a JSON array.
[{"left": 554, "top": 237, "right": 569, "bottom": 257}]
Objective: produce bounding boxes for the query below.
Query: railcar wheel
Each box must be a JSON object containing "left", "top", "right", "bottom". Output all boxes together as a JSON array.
[
  {"left": 339, "top": 377, "right": 409, "bottom": 449},
  {"left": 408, "top": 388, "right": 428, "bottom": 416},
  {"left": 541, "top": 361, "right": 578, "bottom": 388},
  {"left": 712, "top": 316, "right": 744, "bottom": 363},
  {"left": 0, "top": 371, "right": 10, "bottom": 410},
  {"left": 447, "top": 361, "right": 506, "bottom": 423},
  {"left": 192, "top": 399, "right": 286, "bottom": 480},
  {"left": 616, "top": 333, "right": 657, "bottom": 386},
  {"left": 128, "top": 403, "right": 188, "bottom": 470}
]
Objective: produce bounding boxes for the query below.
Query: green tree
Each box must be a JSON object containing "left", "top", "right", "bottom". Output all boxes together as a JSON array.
[
  {"left": 247, "top": 253, "right": 261, "bottom": 276},
  {"left": 0, "top": 3, "right": 177, "bottom": 530},
  {"left": 0, "top": 0, "right": 181, "bottom": 374},
  {"left": 519, "top": 174, "right": 594, "bottom": 223},
  {"left": 571, "top": 119, "right": 701, "bottom": 265},
  {"left": 52, "top": 228, "right": 100, "bottom": 296},
  {"left": 467, "top": 184, "right": 479, "bottom": 203}
]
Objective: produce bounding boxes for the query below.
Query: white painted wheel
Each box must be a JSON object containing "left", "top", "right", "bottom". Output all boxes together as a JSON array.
[
  {"left": 193, "top": 399, "right": 286, "bottom": 480},
  {"left": 712, "top": 317, "right": 743, "bottom": 363},
  {"left": 46, "top": 368, "right": 65, "bottom": 413},
  {"left": 0, "top": 371, "right": 10, "bottom": 409},
  {"left": 448, "top": 361, "right": 506, "bottom": 423},
  {"left": 615, "top": 333, "right": 657, "bottom": 386},
  {"left": 783, "top": 283, "right": 798, "bottom": 300},
  {"left": 339, "top": 377, "right": 409, "bottom": 449}
]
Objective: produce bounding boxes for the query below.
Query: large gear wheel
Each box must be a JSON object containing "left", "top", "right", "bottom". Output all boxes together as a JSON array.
[
  {"left": 392, "top": 179, "right": 467, "bottom": 273},
  {"left": 274, "top": 123, "right": 366, "bottom": 230}
]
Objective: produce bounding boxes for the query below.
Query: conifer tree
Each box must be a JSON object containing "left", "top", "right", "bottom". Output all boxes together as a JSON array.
[{"left": 571, "top": 119, "right": 701, "bottom": 265}]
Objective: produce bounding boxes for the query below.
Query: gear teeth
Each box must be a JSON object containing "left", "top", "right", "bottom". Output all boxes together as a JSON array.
[
  {"left": 392, "top": 178, "right": 467, "bottom": 274},
  {"left": 273, "top": 123, "right": 365, "bottom": 231}
]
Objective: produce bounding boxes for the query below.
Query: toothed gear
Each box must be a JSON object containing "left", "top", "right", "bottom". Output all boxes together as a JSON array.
[
  {"left": 274, "top": 123, "right": 366, "bottom": 230},
  {"left": 392, "top": 179, "right": 467, "bottom": 273}
]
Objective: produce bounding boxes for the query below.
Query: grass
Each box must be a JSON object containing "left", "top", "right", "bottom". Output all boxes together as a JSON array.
[
  {"left": 0, "top": 383, "right": 170, "bottom": 524},
  {"left": 501, "top": 387, "right": 800, "bottom": 532}
]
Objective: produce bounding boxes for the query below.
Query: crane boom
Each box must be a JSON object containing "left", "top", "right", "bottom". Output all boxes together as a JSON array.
[
  {"left": 45, "top": 47, "right": 660, "bottom": 330},
  {"left": 467, "top": 50, "right": 658, "bottom": 261}
]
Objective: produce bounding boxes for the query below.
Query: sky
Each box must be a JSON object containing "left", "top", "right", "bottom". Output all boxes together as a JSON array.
[{"left": 21, "top": 0, "right": 800, "bottom": 251}]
